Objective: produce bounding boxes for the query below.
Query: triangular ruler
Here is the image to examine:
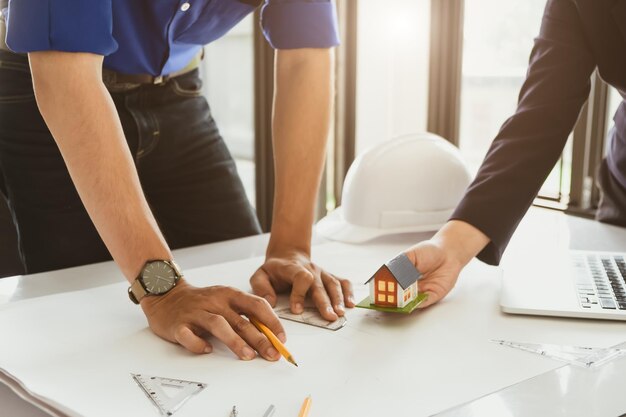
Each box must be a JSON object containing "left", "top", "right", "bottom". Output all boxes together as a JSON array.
[
  {"left": 131, "top": 373, "right": 207, "bottom": 416},
  {"left": 491, "top": 339, "right": 626, "bottom": 368}
]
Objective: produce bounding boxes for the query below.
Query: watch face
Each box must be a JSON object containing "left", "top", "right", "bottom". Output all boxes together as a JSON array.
[{"left": 142, "top": 261, "right": 177, "bottom": 295}]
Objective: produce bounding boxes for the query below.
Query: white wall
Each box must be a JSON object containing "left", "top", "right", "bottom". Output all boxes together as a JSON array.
[{"left": 355, "top": 0, "right": 431, "bottom": 154}]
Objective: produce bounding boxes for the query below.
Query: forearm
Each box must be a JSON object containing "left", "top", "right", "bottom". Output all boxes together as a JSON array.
[
  {"left": 450, "top": 0, "right": 595, "bottom": 265},
  {"left": 29, "top": 51, "right": 171, "bottom": 281},
  {"left": 268, "top": 48, "right": 334, "bottom": 254},
  {"left": 432, "top": 220, "right": 490, "bottom": 266}
]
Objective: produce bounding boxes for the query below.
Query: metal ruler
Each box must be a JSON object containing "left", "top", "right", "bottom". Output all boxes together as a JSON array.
[
  {"left": 492, "top": 339, "right": 626, "bottom": 368},
  {"left": 131, "top": 373, "right": 207, "bottom": 416},
  {"left": 275, "top": 306, "right": 347, "bottom": 331}
]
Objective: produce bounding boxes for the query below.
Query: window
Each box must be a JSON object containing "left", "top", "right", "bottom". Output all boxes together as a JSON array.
[
  {"left": 459, "top": 0, "right": 571, "bottom": 204},
  {"left": 388, "top": 295, "right": 395, "bottom": 304},
  {"left": 387, "top": 282, "right": 395, "bottom": 292},
  {"left": 335, "top": 2, "right": 614, "bottom": 223},
  {"left": 202, "top": 16, "right": 255, "bottom": 206},
  {"left": 378, "top": 294, "right": 385, "bottom": 303},
  {"left": 378, "top": 280, "right": 386, "bottom": 291},
  {"left": 354, "top": 0, "right": 430, "bottom": 154}
]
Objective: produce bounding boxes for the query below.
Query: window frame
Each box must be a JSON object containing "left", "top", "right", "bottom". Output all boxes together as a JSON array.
[
  {"left": 428, "top": 0, "right": 609, "bottom": 216},
  {"left": 427, "top": 0, "right": 464, "bottom": 145},
  {"left": 253, "top": 9, "right": 276, "bottom": 232},
  {"left": 565, "top": 71, "right": 609, "bottom": 217}
]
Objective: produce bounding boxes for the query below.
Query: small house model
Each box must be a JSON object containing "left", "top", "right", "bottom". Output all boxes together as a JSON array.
[{"left": 364, "top": 253, "right": 422, "bottom": 309}]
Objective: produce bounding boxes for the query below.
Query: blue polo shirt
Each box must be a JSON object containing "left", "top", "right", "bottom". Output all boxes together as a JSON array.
[{"left": 4, "top": 0, "right": 339, "bottom": 76}]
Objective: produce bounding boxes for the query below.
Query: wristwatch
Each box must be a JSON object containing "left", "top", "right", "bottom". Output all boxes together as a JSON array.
[{"left": 128, "top": 260, "right": 183, "bottom": 304}]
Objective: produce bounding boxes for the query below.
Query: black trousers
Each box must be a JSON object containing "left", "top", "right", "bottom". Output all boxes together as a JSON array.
[{"left": 0, "top": 51, "right": 260, "bottom": 274}]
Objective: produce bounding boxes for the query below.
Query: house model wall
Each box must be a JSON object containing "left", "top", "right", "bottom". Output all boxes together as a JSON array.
[{"left": 365, "top": 253, "right": 422, "bottom": 309}]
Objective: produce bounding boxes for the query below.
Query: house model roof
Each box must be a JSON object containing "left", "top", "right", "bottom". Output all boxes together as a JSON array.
[{"left": 365, "top": 253, "right": 423, "bottom": 289}]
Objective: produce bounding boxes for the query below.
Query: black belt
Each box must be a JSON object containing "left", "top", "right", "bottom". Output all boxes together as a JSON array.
[{"left": 102, "top": 50, "right": 204, "bottom": 87}]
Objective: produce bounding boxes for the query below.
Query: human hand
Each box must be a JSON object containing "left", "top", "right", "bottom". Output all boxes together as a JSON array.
[
  {"left": 405, "top": 220, "right": 490, "bottom": 308},
  {"left": 141, "top": 280, "right": 285, "bottom": 361},
  {"left": 404, "top": 240, "right": 465, "bottom": 308},
  {"left": 250, "top": 249, "right": 355, "bottom": 321}
]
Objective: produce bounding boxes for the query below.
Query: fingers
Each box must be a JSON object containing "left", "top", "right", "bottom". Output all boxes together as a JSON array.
[
  {"left": 231, "top": 292, "right": 287, "bottom": 343},
  {"left": 289, "top": 268, "right": 315, "bottom": 314},
  {"left": 174, "top": 325, "right": 212, "bottom": 355},
  {"left": 416, "top": 291, "right": 436, "bottom": 308},
  {"left": 194, "top": 312, "right": 257, "bottom": 361},
  {"left": 310, "top": 280, "right": 338, "bottom": 321},
  {"left": 340, "top": 278, "right": 356, "bottom": 308},
  {"left": 250, "top": 268, "right": 278, "bottom": 307},
  {"left": 223, "top": 312, "right": 280, "bottom": 361},
  {"left": 322, "top": 272, "right": 345, "bottom": 317},
  {"left": 417, "top": 279, "right": 448, "bottom": 309}
]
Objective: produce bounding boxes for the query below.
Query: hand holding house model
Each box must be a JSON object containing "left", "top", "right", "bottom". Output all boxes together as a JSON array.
[{"left": 356, "top": 253, "right": 428, "bottom": 313}]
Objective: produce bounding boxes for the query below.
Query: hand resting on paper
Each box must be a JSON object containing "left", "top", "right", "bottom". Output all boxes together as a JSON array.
[
  {"left": 405, "top": 220, "right": 490, "bottom": 308},
  {"left": 249, "top": 248, "right": 355, "bottom": 322},
  {"left": 140, "top": 280, "right": 286, "bottom": 360}
]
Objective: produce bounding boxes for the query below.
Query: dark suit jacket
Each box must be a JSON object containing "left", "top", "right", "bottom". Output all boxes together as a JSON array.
[{"left": 451, "top": 0, "right": 626, "bottom": 265}]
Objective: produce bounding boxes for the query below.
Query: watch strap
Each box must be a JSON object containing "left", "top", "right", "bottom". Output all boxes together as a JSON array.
[
  {"left": 128, "top": 278, "right": 148, "bottom": 305},
  {"left": 166, "top": 260, "right": 183, "bottom": 280}
]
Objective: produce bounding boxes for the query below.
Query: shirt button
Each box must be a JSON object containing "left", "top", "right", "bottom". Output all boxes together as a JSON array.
[{"left": 180, "top": 2, "right": 190, "bottom": 11}]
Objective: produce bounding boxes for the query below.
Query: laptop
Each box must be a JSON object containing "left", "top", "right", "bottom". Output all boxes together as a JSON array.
[{"left": 501, "top": 250, "right": 626, "bottom": 321}]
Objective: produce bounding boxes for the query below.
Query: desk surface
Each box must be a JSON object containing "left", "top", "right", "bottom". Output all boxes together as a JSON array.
[{"left": 1, "top": 208, "right": 625, "bottom": 417}]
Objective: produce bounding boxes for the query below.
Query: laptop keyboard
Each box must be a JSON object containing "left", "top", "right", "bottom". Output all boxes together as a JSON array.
[{"left": 573, "top": 253, "right": 626, "bottom": 310}]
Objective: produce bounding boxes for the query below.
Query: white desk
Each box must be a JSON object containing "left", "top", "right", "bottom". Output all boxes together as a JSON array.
[
  {"left": 0, "top": 234, "right": 274, "bottom": 417},
  {"left": 1, "top": 208, "right": 625, "bottom": 417}
]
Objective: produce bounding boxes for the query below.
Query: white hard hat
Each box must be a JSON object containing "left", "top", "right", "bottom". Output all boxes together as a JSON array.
[{"left": 316, "top": 132, "right": 472, "bottom": 243}]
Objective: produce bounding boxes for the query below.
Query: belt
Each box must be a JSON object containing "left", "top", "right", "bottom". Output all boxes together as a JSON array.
[{"left": 102, "top": 50, "right": 204, "bottom": 87}]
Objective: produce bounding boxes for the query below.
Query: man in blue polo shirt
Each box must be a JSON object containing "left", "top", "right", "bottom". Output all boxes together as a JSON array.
[{"left": 0, "top": 0, "right": 354, "bottom": 361}]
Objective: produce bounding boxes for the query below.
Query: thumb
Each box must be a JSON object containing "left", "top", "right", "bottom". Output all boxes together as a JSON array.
[
  {"left": 404, "top": 242, "right": 444, "bottom": 275},
  {"left": 405, "top": 247, "right": 443, "bottom": 308},
  {"left": 404, "top": 247, "right": 426, "bottom": 273},
  {"left": 250, "top": 268, "right": 277, "bottom": 307}
]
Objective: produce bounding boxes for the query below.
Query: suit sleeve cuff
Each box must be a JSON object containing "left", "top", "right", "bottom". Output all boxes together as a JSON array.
[
  {"left": 6, "top": 0, "right": 117, "bottom": 55},
  {"left": 261, "top": 2, "right": 340, "bottom": 49},
  {"left": 449, "top": 203, "right": 517, "bottom": 266}
]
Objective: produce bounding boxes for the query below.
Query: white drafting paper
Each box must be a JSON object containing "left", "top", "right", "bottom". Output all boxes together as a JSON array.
[
  {"left": 434, "top": 341, "right": 626, "bottom": 417},
  {"left": 0, "top": 241, "right": 620, "bottom": 417}
]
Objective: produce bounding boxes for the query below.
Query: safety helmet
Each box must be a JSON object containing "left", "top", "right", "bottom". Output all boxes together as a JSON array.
[{"left": 316, "top": 133, "right": 472, "bottom": 243}]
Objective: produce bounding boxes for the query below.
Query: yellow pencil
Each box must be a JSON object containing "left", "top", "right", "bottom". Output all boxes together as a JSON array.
[
  {"left": 298, "top": 396, "right": 312, "bottom": 417},
  {"left": 249, "top": 317, "right": 298, "bottom": 367}
]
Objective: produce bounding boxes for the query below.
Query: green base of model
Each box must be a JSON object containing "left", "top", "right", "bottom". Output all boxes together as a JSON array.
[{"left": 355, "top": 293, "right": 429, "bottom": 314}]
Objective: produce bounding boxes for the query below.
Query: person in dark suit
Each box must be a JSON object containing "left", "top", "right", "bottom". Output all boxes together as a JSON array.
[{"left": 405, "top": 0, "right": 626, "bottom": 307}]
